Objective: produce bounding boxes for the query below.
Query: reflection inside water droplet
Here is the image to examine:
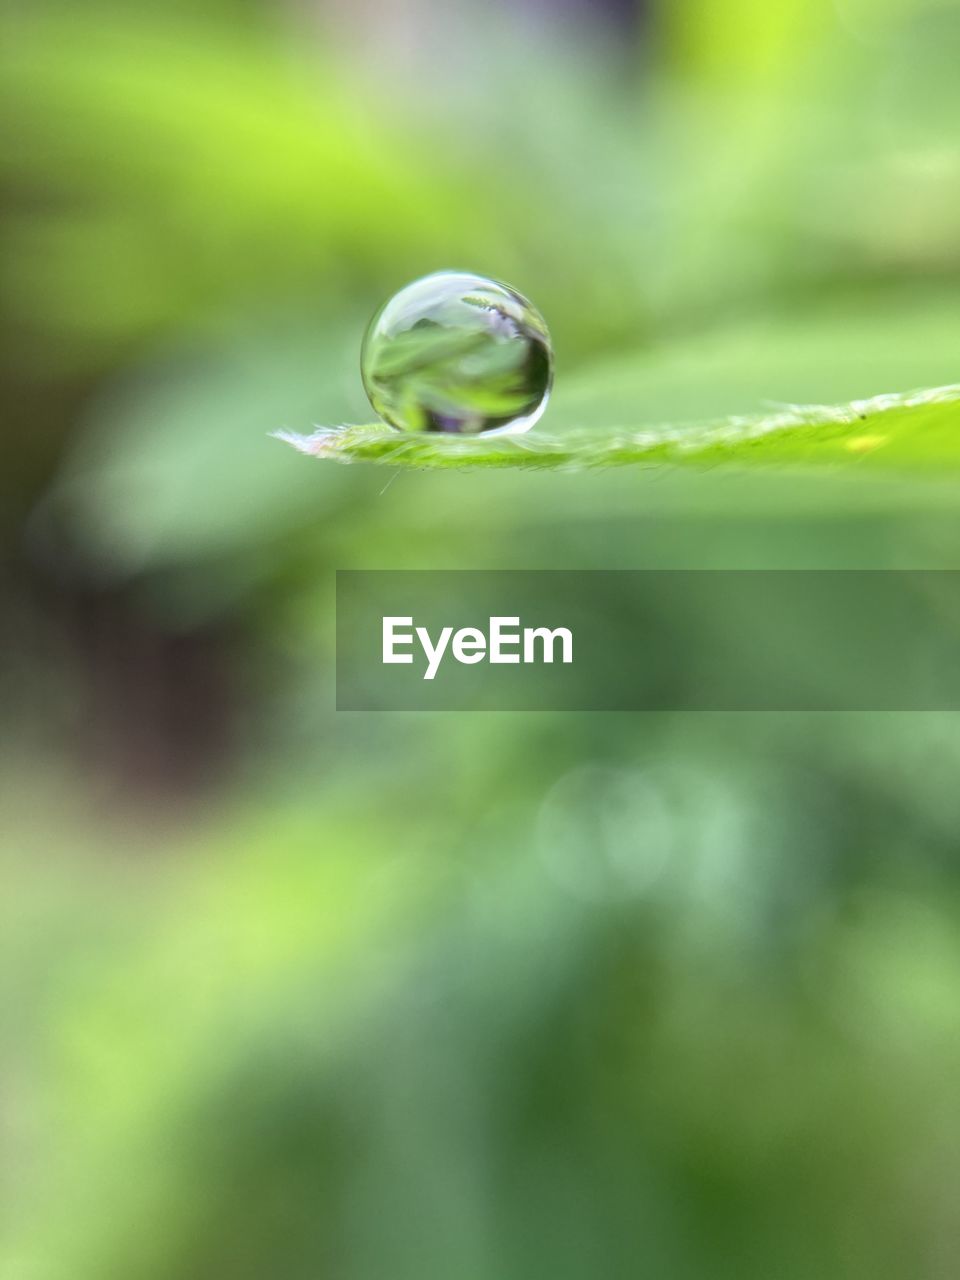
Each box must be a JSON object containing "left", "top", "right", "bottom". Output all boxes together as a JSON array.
[{"left": 361, "top": 271, "right": 553, "bottom": 435}]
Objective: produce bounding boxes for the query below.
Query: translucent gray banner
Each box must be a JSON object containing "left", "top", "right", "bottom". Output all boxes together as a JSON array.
[{"left": 336, "top": 570, "right": 960, "bottom": 711}]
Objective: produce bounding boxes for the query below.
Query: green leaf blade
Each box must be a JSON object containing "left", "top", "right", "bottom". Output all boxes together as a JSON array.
[{"left": 274, "top": 383, "right": 960, "bottom": 474}]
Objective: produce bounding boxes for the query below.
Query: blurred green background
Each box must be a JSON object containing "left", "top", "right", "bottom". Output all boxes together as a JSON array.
[{"left": 3, "top": 0, "right": 960, "bottom": 1275}]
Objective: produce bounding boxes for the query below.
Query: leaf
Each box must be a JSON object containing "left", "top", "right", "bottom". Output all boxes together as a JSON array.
[{"left": 274, "top": 384, "right": 960, "bottom": 474}]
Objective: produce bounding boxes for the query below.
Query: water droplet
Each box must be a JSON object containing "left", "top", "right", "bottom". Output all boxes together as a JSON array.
[{"left": 361, "top": 271, "right": 553, "bottom": 435}]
